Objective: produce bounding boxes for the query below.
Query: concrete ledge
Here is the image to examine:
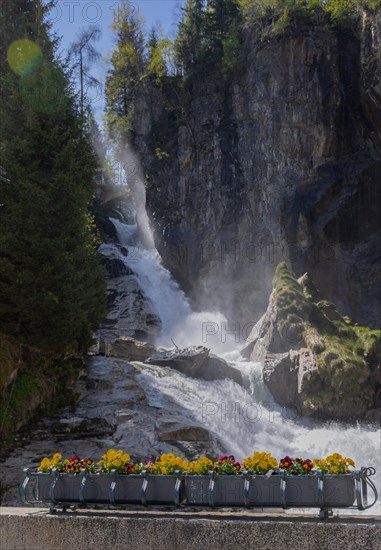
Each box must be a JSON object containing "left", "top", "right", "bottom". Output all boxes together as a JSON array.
[{"left": 1, "top": 508, "right": 380, "bottom": 550}]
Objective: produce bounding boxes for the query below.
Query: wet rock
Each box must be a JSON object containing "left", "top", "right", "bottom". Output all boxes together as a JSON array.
[
  {"left": 157, "top": 421, "right": 210, "bottom": 442},
  {"left": 146, "top": 347, "right": 244, "bottom": 386},
  {"left": 145, "top": 346, "right": 210, "bottom": 376},
  {"left": 100, "top": 256, "right": 133, "bottom": 278},
  {"left": 105, "top": 337, "right": 159, "bottom": 362},
  {"left": 97, "top": 244, "right": 161, "bottom": 341},
  {"left": 198, "top": 354, "right": 243, "bottom": 386},
  {"left": 244, "top": 263, "right": 378, "bottom": 419},
  {"left": 364, "top": 408, "right": 381, "bottom": 424},
  {"left": 263, "top": 352, "right": 298, "bottom": 407},
  {"left": 114, "top": 409, "right": 135, "bottom": 424}
]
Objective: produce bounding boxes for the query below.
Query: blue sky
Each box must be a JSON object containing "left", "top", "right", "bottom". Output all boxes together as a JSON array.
[{"left": 49, "top": 1, "right": 185, "bottom": 119}]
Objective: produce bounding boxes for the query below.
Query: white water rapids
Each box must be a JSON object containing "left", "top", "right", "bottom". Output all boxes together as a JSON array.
[{"left": 109, "top": 218, "right": 381, "bottom": 514}]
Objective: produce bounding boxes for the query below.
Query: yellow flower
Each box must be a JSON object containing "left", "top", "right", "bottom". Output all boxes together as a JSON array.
[
  {"left": 52, "top": 453, "right": 62, "bottom": 464},
  {"left": 106, "top": 449, "right": 117, "bottom": 459},
  {"left": 242, "top": 451, "right": 277, "bottom": 474},
  {"left": 346, "top": 458, "right": 355, "bottom": 467},
  {"left": 37, "top": 457, "right": 51, "bottom": 471},
  {"left": 331, "top": 465, "right": 338, "bottom": 473}
]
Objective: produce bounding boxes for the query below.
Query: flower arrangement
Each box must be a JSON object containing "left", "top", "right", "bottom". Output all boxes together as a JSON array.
[
  {"left": 242, "top": 451, "right": 278, "bottom": 474},
  {"left": 142, "top": 453, "right": 189, "bottom": 475},
  {"left": 97, "top": 449, "right": 135, "bottom": 474},
  {"left": 213, "top": 455, "right": 241, "bottom": 475},
  {"left": 313, "top": 453, "right": 355, "bottom": 474},
  {"left": 36, "top": 450, "right": 356, "bottom": 476},
  {"left": 37, "top": 453, "right": 95, "bottom": 474},
  {"left": 187, "top": 456, "right": 214, "bottom": 475},
  {"left": 279, "top": 456, "right": 313, "bottom": 475},
  {"left": 37, "top": 453, "right": 63, "bottom": 473}
]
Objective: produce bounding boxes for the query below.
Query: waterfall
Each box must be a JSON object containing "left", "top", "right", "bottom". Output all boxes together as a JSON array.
[
  {"left": 107, "top": 216, "right": 380, "bottom": 514},
  {"left": 135, "top": 359, "right": 381, "bottom": 515},
  {"left": 110, "top": 217, "right": 238, "bottom": 353}
]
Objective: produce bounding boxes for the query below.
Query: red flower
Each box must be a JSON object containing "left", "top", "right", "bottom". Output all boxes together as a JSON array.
[{"left": 279, "top": 456, "right": 294, "bottom": 469}]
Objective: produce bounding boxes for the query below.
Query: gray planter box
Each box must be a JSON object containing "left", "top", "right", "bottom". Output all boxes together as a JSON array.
[
  {"left": 184, "top": 474, "right": 356, "bottom": 508},
  {"left": 34, "top": 473, "right": 144, "bottom": 505},
  {"left": 23, "top": 471, "right": 358, "bottom": 510},
  {"left": 247, "top": 475, "right": 282, "bottom": 506},
  {"left": 248, "top": 474, "right": 355, "bottom": 507},
  {"left": 319, "top": 475, "right": 356, "bottom": 507},
  {"left": 35, "top": 473, "right": 83, "bottom": 503},
  {"left": 142, "top": 474, "right": 184, "bottom": 505},
  {"left": 185, "top": 475, "right": 247, "bottom": 506}
]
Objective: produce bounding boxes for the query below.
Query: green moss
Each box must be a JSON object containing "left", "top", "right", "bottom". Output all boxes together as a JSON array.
[
  {"left": 0, "top": 356, "right": 83, "bottom": 450},
  {"left": 0, "top": 373, "right": 44, "bottom": 441},
  {"left": 0, "top": 333, "right": 20, "bottom": 394},
  {"left": 273, "top": 262, "right": 379, "bottom": 413}
]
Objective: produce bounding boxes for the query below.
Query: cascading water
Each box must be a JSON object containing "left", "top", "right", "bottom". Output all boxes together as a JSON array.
[
  {"left": 107, "top": 215, "right": 380, "bottom": 514},
  {"left": 109, "top": 217, "right": 237, "bottom": 352},
  {"left": 134, "top": 355, "right": 381, "bottom": 515}
]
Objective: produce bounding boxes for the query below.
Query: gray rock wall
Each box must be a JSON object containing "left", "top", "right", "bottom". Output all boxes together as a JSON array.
[{"left": 134, "top": 10, "right": 381, "bottom": 328}]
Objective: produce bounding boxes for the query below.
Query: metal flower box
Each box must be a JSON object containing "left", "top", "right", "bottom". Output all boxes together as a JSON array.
[
  {"left": 20, "top": 467, "right": 377, "bottom": 519},
  {"left": 183, "top": 469, "right": 376, "bottom": 518},
  {"left": 20, "top": 470, "right": 184, "bottom": 511}
]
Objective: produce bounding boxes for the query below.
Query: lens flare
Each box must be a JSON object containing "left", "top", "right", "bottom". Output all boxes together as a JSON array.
[{"left": 7, "top": 39, "right": 43, "bottom": 77}]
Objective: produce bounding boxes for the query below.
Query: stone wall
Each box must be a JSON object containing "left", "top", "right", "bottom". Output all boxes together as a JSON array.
[{"left": 1, "top": 508, "right": 380, "bottom": 550}]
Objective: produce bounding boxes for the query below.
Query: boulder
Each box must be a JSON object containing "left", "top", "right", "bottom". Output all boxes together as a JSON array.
[
  {"left": 101, "top": 256, "right": 133, "bottom": 278},
  {"left": 263, "top": 348, "right": 319, "bottom": 414},
  {"left": 242, "top": 263, "right": 379, "bottom": 419},
  {"left": 263, "top": 352, "right": 298, "bottom": 407},
  {"left": 146, "top": 347, "right": 244, "bottom": 386},
  {"left": 157, "top": 421, "right": 210, "bottom": 442},
  {"left": 145, "top": 346, "right": 209, "bottom": 376},
  {"left": 105, "top": 337, "right": 159, "bottom": 362},
  {"left": 198, "top": 354, "right": 243, "bottom": 386}
]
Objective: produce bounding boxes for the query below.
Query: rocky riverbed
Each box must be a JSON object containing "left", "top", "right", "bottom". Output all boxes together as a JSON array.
[{"left": 1, "top": 349, "right": 226, "bottom": 506}]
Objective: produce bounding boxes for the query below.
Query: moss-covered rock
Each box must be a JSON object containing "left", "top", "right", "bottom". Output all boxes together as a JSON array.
[
  {"left": 0, "top": 333, "right": 21, "bottom": 395},
  {"left": 0, "top": 354, "right": 84, "bottom": 451},
  {"left": 244, "top": 262, "right": 381, "bottom": 419}
]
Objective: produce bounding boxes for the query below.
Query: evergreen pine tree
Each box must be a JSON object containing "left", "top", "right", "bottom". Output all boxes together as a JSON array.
[
  {"left": 105, "top": 0, "right": 145, "bottom": 141},
  {"left": 0, "top": 0, "right": 106, "bottom": 357},
  {"left": 174, "top": 0, "right": 206, "bottom": 74}
]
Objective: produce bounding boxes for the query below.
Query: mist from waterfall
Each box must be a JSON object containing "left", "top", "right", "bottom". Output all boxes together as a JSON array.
[
  {"left": 110, "top": 217, "right": 239, "bottom": 354},
  {"left": 104, "top": 146, "right": 380, "bottom": 514}
]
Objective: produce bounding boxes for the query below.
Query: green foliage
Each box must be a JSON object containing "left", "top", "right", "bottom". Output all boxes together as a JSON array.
[
  {"left": 155, "top": 148, "right": 170, "bottom": 159},
  {"left": 0, "top": 334, "right": 20, "bottom": 394},
  {"left": 222, "top": 19, "right": 244, "bottom": 76},
  {"left": 0, "top": 0, "right": 106, "bottom": 374},
  {"left": 105, "top": 0, "right": 145, "bottom": 142},
  {"left": 174, "top": 0, "right": 206, "bottom": 74},
  {"left": 273, "top": 263, "right": 379, "bottom": 412},
  {"left": 238, "top": 0, "right": 380, "bottom": 31},
  {"left": 147, "top": 29, "right": 175, "bottom": 83},
  {"left": 0, "top": 357, "right": 82, "bottom": 444},
  {"left": 0, "top": 372, "right": 44, "bottom": 443},
  {"left": 174, "top": 0, "right": 243, "bottom": 79}
]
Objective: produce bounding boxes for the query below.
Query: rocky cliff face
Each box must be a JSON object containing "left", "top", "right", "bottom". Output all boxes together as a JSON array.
[
  {"left": 133, "top": 9, "right": 381, "bottom": 329},
  {"left": 242, "top": 262, "right": 381, "bottom": 419}
]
